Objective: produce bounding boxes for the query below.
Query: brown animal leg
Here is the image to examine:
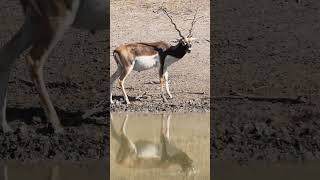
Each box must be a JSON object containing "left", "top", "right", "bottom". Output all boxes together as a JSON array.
[
  {"left": 119, "top": 66, "right": 133, "bottom": 104},
  {"left": 26, "top": 54, "right": 64, "bottom": 133},
  {"left": 163, "top": 71, "right": 172, "bottom": 98},
  {"left": 110, "top": 66, "right": 123, "bottom": 104},
  {"left": 159, "top": 69, "right": 168, "bottom": 103},
  {"left": 25, "top": 11, "right": 77, "bottom": 133}
]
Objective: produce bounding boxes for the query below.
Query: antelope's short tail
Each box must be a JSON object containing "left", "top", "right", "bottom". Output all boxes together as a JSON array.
[{"left": 113, "top": 50, "right": 124, "bottom": 67}]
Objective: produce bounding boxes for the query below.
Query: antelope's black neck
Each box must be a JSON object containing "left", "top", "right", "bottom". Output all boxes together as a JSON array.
[{"left": 166, "top": 43, "right": 188, "bottom": 59}]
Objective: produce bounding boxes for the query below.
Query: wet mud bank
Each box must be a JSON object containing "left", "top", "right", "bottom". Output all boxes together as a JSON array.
[
  {"left": 213, "top": 101, "right": 320, "bottom": 161},
  {"left": 110, "top": 98, "right": 210, "bottom": 112},
  {"left": 0, "top": 107, "right": 108, "bottom": 161},
  {"left": 213, "top": 0, "right": 320, "bottom": 161}
]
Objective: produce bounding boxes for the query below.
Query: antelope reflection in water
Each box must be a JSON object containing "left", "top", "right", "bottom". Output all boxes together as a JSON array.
[{"left": 111, "top": 113, "right": 197, "bottom": 177}]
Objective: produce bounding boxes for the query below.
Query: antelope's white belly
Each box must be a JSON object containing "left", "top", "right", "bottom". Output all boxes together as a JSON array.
[
  {"left": 137, "top": 146, "right": 160, "bottom": 158},
  {"left": 133, "top": 55, "right": 179, "bottom": 72},
  {"left": 133, "top": 55, "right": 160, "bottom": 72}
]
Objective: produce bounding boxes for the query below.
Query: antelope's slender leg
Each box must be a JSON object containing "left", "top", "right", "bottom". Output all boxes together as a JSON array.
[
  {"left": 161, "top": 114, "right": 166, "bottom": 136},
  {"left": 26, "top": 46, "right": 62, "bottom": 132},
  {"left": 165, "top": 114, "right": 171, "bottom": 139},
  {"left": 110, "top": 66, "right": 123, "bottom": 104},
  {"left": 122, "top": 114, "right": 136, "bottom": 152},
  {"left": 163, "top": 71, "right": 172, "bottom": 98},
  {"left": 25, "top": 5, "right": 79, "bottom": 133},
  {"left": 116, "top": 114, "right": 136, "bottom": 162},
  {"left": 110, "top": 113, "right": 122, "bottom": 143},
  {"left": 119, "top": 66, "right": 133, "bottom": 104},
  {"left": 120, "top": 114, "right": 129, "bottom": 135},
  {"left": 161, "top": 114, "right": 171, "bottom": 139},
  {"left": 160, "top": 114, "right": 169, "bottom": 161},
  {"left": 159, "top": 68, "right": 168, "bottom": 102},
  {"left": 0, "top": 17, "right": 34, "bottom": 132},
  {"left": 26, "top": 51, "right": 64, "bottom": 133}
]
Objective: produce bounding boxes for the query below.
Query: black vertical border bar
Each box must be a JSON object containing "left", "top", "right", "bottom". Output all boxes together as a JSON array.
[
  {"left": 210, "top": 0, "right": 215, "bottom": 179},
  {"left": 106, "top": 0, "right": 111, "bottom": 178}
]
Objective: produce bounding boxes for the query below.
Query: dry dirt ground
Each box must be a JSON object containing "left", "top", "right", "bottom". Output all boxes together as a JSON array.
[
  {"left": 0, "top": 0, "right": 107, "bottom": 161},
  {"left": 110, "top": 0, "right": 210, "bottom": 112},
  {"left": 213, "top": 0, "right": 320, "bottom": 161}
]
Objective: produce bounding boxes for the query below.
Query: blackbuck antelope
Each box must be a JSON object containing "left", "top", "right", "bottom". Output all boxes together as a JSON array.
[
  {"left": 110, "top": 8, "right": 199, "bottom": 104},
  {"left": 111, "top": 113, "right": 196, "bottom": 176},
  {"left": 0, "top": 0, "right": 106, "bottom": 133}
]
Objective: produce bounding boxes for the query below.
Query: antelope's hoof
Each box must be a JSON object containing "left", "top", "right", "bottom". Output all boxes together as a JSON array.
[
  {"left": 125, "top": 101, "right": 131, "bottom": 105},
  {"left": 168, "top": 95, "right": 173, "bottom": 99}
]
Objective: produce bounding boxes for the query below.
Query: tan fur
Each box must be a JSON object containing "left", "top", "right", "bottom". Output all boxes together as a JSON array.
[{"left": 114, "top": 41, "right": 170, "bottom": 65}]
